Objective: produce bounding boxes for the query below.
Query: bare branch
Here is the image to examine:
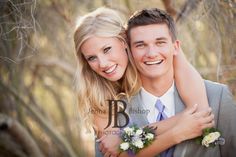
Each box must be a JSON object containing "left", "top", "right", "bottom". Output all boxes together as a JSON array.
[
  {"left": 36, "top": 58, "right": 76, "bottom": 76},
  {"left": 176, "top": 0, "right": 203, "bottom": 22},
  {"left": 51, "top": 0, "right": 72, "bottom": 24},
  {"left": 0, "top": 81, "right": 77, "bottom": 157},
  {"left": 162, "top": 0, "right": 177, "bottom": 17},
  {"left": 0, "top": 113, "right": 45, "bottom": 157}
]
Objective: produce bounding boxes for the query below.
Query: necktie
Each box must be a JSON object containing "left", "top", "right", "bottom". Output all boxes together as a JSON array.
[{"left": 155, "top": 99, "right": 175, "bottom": 157}]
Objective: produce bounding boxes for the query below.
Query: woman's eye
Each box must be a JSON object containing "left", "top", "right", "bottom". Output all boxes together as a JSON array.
[
  {"left": 87, "top": 56, "right": 97, "bottom": 62},
  {"left": 104, "top": 46, "right": 111, "bottom": 53}
]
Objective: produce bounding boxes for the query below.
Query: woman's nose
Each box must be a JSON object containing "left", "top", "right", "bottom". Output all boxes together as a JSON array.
[{"left": 98, "top": 57, "right": 109, "bottom": 69}]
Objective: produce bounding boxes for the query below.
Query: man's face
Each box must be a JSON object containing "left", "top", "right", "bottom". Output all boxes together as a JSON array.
[{"left": 129, "top": 24, "right": 179, "bottom": 81}]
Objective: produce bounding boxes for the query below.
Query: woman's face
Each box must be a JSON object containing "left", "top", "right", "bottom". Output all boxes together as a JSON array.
[{"left": 81, "top": 36, "right": 129, "bottom": 81}]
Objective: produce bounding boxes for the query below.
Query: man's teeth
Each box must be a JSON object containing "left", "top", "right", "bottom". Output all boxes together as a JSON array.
[
  {"left": 104, "top": 65, "right": 117, "bottom": 73},
  {"left": 145, "top": 60, "right": 163, "bottom": 65}
]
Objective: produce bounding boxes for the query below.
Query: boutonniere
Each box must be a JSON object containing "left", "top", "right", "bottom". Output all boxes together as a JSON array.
[
  {"left": 119, "top": 124, "right": 156, "bottom": 155},
  {"left": 195, "top": 128, "right": 225, "bottom": 147}
]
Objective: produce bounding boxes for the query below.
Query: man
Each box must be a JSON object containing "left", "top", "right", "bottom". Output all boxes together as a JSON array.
[
  {"left": 96, "top": 8, "right": 236, "bottom": 157},
  {"left": 125, "top": 8, "right": 236, "bottom": 157}
]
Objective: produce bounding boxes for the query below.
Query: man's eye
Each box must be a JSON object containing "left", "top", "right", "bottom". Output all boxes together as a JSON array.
[
  {"left": 104, "top": 46, "right": 111, "bottom": 53},
  {"left": 157, "top": 41, "right": 166, "bottom": 45},
  {"left": 87, "top": 56, "right": 97, "bottom": 62},
  {"left": 136, "top": 44, "right": 144, "bottom": 48}
]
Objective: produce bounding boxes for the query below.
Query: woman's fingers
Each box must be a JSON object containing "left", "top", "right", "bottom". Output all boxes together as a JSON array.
[
  {"left": 201, "top": 113, "right": 214, "bottom": 124},
  {"left": 193, "top": 107, "right": 212, "bottom": 118},
  {"left": 98, "top": 142, "right": 103, "bottom": 151},
  {"left": 198, "top": 111, "right": 215, "bottom": 129},
  {"left": 96, "top": 134, "right": 107, "bottom": 143},
  {"left": 104, "top": 152, "right": 111, "bottom": 157},
  {"left": 98, "top": 140, "right": 107, "bottom": 154},
  {"left": 97, "top": 135, "right": 107, "bottom": 152},
  {"left": 201, "top": 120, "right": 215, "bottom": 129},
  {"left": 98, "top": 134, "right": 120, "bottom": 156}
]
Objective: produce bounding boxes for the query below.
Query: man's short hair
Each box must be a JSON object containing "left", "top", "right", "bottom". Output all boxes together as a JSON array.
[{"left": 126, "top": 8, "right": 177, "bottom": 43}]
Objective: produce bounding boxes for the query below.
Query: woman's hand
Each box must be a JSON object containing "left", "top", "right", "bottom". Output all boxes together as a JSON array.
[
  {"left": 172, "top": 104, "right": 215, "bottom": 143},
  {"left": 98, "top": 128, "right": 121, "bottom": 157}
]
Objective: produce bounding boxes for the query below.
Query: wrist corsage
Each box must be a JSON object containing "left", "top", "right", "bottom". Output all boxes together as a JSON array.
[
  {"left": 119, "top": 125, "right": 156, "bottom": 155},
  {"left": 195, "top": 128, "right": 225, "bottom": 147}
]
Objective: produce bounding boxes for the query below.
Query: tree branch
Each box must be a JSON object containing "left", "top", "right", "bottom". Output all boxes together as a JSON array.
[{"left": 0, "top": 113, "right": 44, "bottom": 157}]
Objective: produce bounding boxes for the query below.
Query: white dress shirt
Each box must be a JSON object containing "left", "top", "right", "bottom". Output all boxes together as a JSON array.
[{"left": 140, "top": 82, "right": 175, "bottom": 123}]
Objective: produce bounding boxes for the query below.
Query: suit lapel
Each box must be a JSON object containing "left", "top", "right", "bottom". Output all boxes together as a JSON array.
[
  {"left": 128, "top": 92, "right": 149, "bottom": 127},
  {"left": 174, "top": 86, "right": 185, "bottom": 114},
  {"left": 173, "top": 86, "right": 189, "bottom": 157},
  {"left": 129, "top": 92, "right": 160, "bottom": 157}
]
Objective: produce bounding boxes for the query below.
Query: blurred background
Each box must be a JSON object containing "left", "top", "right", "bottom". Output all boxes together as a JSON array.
[{"left": 0, "top": 0, "right": 235, "bottom": 157}]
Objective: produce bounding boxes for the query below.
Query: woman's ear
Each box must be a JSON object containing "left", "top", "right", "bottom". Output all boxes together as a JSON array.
[
  {"left": 125, "top": 48, "right": 128, "bottom": 54},
  {"left": 121, "top": 40, "right": 128, "bottom": 53}
]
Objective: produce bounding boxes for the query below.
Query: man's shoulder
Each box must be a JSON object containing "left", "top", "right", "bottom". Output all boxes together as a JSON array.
[
  {"left": 204, "top": 80, "right": 227, "bottom": 94},
  {"left": 204, "top": 79, "right": 227, "bottom": 88},
  {"left": 204, "top": 80, "right": 235, "bottom": 106},
  {"left": 125, "top": 91, "right": 141, "bottom": 103}
]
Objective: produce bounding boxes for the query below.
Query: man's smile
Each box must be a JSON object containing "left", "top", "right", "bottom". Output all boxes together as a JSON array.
[{"left": 144, "top": 59, "right": 164, "bottom": 65}]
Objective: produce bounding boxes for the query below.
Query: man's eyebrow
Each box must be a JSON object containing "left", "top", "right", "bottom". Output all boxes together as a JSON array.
[
  {"left": 156, "top": 37, "right": 167, "bottom": 40},
  {"left": 132, "top": 37, "right": 168, "bottom": 44},
  {"left": 132, "top": 41, "right": 144, "bottom": 45}
]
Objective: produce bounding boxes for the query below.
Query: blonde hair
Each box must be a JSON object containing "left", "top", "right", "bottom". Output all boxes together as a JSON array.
[{"left": 74, "top": 7, "right": 141, "bottom": 130}]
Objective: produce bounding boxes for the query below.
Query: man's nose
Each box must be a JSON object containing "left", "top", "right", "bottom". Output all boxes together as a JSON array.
[{"left": 146, "top": 45, "right": 158, "bottom": 58}]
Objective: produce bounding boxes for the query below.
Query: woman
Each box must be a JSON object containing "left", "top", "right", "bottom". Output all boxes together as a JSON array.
[{"left": 74, "top": 8, "right": 214, "bottom": 157}]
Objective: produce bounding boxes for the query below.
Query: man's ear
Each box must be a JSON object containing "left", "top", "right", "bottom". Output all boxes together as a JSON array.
[{"left": 173, "top": 40, "right": 180, "bottom": 55}]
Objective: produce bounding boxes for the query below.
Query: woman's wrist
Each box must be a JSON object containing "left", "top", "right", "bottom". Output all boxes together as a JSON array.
[{"left": 170, "top": 126, "right": 185, "bottom": 144}]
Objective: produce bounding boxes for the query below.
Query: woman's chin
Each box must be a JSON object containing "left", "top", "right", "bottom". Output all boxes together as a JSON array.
[{"left": 105, "top": 74, "right": 123, "bottom": 82}]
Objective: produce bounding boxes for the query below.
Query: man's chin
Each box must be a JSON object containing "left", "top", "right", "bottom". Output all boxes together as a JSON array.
[{"left": 140, "top": 73, "right": 164, "bottom": 80}]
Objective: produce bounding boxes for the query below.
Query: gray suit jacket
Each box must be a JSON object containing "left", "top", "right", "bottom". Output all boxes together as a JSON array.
[
  {"left": 173, "top": 80, "right": 236, "bottom": 157},
  {"left": 95, "top": 80, "right": 236, "bottom": 157}
]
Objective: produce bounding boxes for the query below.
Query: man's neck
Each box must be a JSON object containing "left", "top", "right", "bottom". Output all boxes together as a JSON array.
[{"left": 141, "top": 71, "right": 174, "bottom": 97}]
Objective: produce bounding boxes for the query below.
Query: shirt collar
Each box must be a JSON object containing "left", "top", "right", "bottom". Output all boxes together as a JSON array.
[
  {"left": 140, "top": 82, "right": 175, "bottom": 113},
  {"left": 159, "top": 82, "right": 175, "bottom": 112}
]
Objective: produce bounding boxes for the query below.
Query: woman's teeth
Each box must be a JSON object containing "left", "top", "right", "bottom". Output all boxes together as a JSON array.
[{"left": 104, "top": 64, "right": 117, "bottom": 74}]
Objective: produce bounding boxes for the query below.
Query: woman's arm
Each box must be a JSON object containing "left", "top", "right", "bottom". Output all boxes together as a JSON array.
[
  {"left": 94, "top": 114, "right": 121, "bottom": 156},
  {"left": 96, "top": 115, "right": 180, "bottom": 157},
  {"left": 119, "top": 127, "right": 177, "bottom": 157},
  {"left": 119, "top": 105, "right": 214, "bottom": 157},
  {"left": 174, "top": 47, "right": 209, "bottom": 111},
  {"left": 99, "top": 105, "right": 214, "bottom": 157},
  {"left": 95, "top": 107, "right": 184, "bottom": 154}
]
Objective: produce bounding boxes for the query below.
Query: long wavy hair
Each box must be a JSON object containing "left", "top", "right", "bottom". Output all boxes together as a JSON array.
[{"left": 74, "top": 7, "right": 141, "bottom": 130}]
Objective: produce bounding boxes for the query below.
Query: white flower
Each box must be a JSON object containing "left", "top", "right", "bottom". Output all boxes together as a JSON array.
[
  {"left": 135, "top": 129, "right": 143, "bottom": 136},
  {"left": 146, "top": 133, "right": 154, "bottom": 140},
  {"left": 202, "top": 132, "right": 221, "bottom": 147},
  {"left": 133, "top": 139, "right": 144, "bottom": 148},
  {"left": 120, "top": 142, "right": 129, "bottom": 151},
  {"left": 124, "top": 127, "right": 134, "bottom": 136}
]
